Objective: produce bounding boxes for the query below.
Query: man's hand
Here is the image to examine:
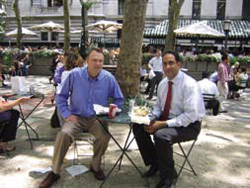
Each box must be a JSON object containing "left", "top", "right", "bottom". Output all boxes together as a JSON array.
[
  {"left": 144, "top": 120, "right": 167, "bottom": 134},
  {"left": 144, "top": 124, "right": 158, "bottom": 134},
  {"left": 66, "top": 115, "right": 78, "bottom": 123}
]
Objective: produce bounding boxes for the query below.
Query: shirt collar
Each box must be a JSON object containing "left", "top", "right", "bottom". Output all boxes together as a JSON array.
[
  {"left": 85, "top": 68, "right": 103, "bottom": 81},
  {"left": 168, "top": 70, "right": 183, "bottom": 85}
]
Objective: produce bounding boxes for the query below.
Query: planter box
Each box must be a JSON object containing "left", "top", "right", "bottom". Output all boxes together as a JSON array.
[
  {"left": 29, "top": 56, "right": 54, "bottom": 75},
  {"left": 207, "top": 62, "right": 218, "bottom": 72},
  {"left": 186, "top": 61, "right": 197, "bottom": 71},
  {"left": 197, "top": 61, "right": 207, "bottom": 72}
]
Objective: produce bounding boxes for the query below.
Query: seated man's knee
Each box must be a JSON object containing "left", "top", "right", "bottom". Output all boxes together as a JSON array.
[
  {"left": 154, "top": 129, "right": 172, "bottom": 144},
  {"left": 11, "top": 109, "right": 20, "bottom": 118},
  {"left": 132, "top": 123, "right": 144, "bottom": 134},
  {"left": 58, "top": 130, "right": 73, "bottom": 143}
]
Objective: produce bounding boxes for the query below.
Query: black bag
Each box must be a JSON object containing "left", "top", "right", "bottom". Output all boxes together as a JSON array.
[{"left": 50, "top": 107, "right": 60, "bottom": 128}]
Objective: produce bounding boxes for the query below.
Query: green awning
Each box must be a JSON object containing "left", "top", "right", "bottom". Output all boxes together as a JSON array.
[{"left": 144, "top": 19, "right": 249, "bottom": 39}]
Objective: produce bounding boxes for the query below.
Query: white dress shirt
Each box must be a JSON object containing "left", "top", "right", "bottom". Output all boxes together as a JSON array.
[
  {"left": 198, "top": 78, "right": 219, "bottom": 98},
  {"left": 151, "top": 70, "right": 205, "bottom": 127},
  {"left": 149, "top": 56, "right": 163, "bottom": 72}
]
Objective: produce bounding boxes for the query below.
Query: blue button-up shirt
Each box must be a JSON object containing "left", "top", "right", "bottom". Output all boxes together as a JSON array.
[{"left": 56, "top": 67, "right": 124, "bottom": 119}]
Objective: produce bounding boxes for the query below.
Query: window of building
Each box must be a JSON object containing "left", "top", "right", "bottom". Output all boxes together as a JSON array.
[
  {"left": 51, "top": 32, "right": 59, "bottom": 41},
  {"left": 31, "top": 0, "right": 42, "bottom": 6},
  {"left": 47, "top": 0, "right": 63, "bottom": 7},
  {"left": 217, "top": 0, "right": 226, "bottom": 20},
  {"left": 41, "top": 32, "right": 48, "bottom": 41},
  {"left": 192, "top": 0, "right": 201, "bottom": 19},
  {"left": 118, "top": 0, "right": 124, "bottom": 15},
  {"left": 242, "top": 0, "right": 250, "bottom": 20},
  {"left": 117, "top": 20, "right": 123, "bottom": 39}
]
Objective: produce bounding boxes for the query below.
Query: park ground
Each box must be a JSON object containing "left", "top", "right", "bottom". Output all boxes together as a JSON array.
[{"left": 0, "top": 75, "right": 250, "bottom": 188}]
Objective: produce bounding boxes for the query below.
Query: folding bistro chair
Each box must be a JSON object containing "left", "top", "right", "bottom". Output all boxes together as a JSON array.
[
  {"left": 173, "top": 138, "right": 198, "bottom": 185},
  {"left": 202, "top": 93, "right": 216, "bottom": 115},
  {"left": 73, "top": 131, "right": 105, "bottom": 170}
]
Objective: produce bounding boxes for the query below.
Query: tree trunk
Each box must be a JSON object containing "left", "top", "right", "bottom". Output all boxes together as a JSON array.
[
  {"left": 13, "top": 0, "right": 22, "bottom": 49},
  {"left": 164, "top": 0, "right": 185, "bottom": 52},
  {"left": 63, "top": 0, "right": 70, "bottom": 51},
  {"left": 116, "top": 0, "right": 148, "bottom": 97}
]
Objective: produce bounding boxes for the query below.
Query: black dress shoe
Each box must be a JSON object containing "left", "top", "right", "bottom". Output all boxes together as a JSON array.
[
  {"left": 156, "top": 178, "right": 174, "bottom": 188},
  {"left": 90, "top": 166, "right": 105, "bottom": 181},
  {"left": 156, "top": 169, "right": 177, "bottom": 188},
  {"left": 39, "top": 171, "right": 60, "bottom": 188},
  {"left": 143, "top": 164, "right": 159, "bottom": 177}
]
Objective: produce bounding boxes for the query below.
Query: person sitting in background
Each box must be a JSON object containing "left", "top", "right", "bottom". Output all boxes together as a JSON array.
[
  {"left": 231, "top": 66, "right": 248, "bottom": 98},
  {"left": 21, "top": 54, "right": 32, "bottom": 76},
  {"left": 198, "top": 72, "right": 220, "bottom": 116},
  {"left": 0, "top": 96, "right": 30, "bottom": 152},
  {"left": 229, "top": 62, "right": 240, "bottom": 78},
  {"left": 147, "top": 49, "right": 163, "bottom": 100},
  {"left": 228, "top": 67, "right": 238, "bottom": 99},
  {"left": 209, "top": 70, "right": 218, "bottom": 84},
  {"left": 140, "top": 62, "right": 151, "bottom": 94},
  {"left": 9, "top": 60, "right": 22, "bottom": 76},
  {"left": 49, "top": 53, "right": 61, "bottom": 84},
  {"left": 0, "top": 64, "right": 7, "bottom": 87}
]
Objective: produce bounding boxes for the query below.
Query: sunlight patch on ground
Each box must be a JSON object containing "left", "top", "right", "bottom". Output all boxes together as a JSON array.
[
  {"left": 244, "top": 124, "right": 250, "bottom": 129},
  {"left": 34, "top": 145, "right": 54, "bottom": 156},
  {"left": 200, "top": 130, "right": 241, "bottom": 145},
  {"left": 231, "top": 151, "right": 248, "bottom": 158}
]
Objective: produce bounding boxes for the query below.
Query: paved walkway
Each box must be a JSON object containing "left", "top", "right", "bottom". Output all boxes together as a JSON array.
[{"left": 0, "top": 76, "right": 250, "bottom": 188}]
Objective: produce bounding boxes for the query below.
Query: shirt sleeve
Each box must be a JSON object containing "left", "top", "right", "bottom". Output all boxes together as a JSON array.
[
  {"left": 167, "top": 83, "right": 205, "bottom": 127},
  {"left": 56, "top": 72, "right": 72, "bottom": 119},
  {"left": 108, "top": 76, "right": 124, "bottom": 109},
  {"left": 53, "top": 66, "right": 64, "bottom": 84}
]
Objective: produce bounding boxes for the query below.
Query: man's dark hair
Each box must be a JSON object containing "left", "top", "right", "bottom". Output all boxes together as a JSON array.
[
  {"left": 162, "top": 50, "right": 180, "bottom": 62},
  {"left": 221, "top": 52, "right": 228, "bottom": 61},
  {"left": 87, "top": 48, "right": 105, "bottom": 58},
  {"left": 202, "top": 71, "right": 210, "bottom": 79},
  {"left": 241, "top": 66, "right": 246, "bottom": 73}
]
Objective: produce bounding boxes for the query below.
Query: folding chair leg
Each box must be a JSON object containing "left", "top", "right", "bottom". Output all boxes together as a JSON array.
[
  {"left": 73, "top": 141, "right": 78, "bottom": 165},
  {"left": 174, "top": 139, "right": 197, "bottom": 185},
  {"left": 178, "top": 141, "right": 197, "bottom": 176}
]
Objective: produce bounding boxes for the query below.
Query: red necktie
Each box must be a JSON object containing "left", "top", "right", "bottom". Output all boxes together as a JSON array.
[{"left": 160, "top": 81, "right": 173, "bottom": 121}]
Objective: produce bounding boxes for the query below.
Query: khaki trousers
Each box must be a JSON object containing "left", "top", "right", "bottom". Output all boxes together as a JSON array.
[
  {"left": 51, "top": 116, "right": 110, "bottom": 174},
  {"left": 217, "top": 81, "right": 229, "bottom": 111}
]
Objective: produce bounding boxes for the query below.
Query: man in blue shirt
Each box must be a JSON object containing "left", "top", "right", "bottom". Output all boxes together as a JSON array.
[{"left": 39, "top": 48, "right": 124, "bottom": 188}]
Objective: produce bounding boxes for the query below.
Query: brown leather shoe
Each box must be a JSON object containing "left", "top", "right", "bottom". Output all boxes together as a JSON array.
[
  {"left": 39, "top": 171, "right": 60, "bottom": 188},
  {"left": 90, "top": 166, "right": 105, "bottom": 181}
]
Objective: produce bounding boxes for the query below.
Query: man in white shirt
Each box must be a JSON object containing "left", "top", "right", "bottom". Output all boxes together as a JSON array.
[
  {"left": 198, "top": 72, "right": 220, "bottom": 116},
  {"left": 140, "top": 62, "right": 151, "bottom": 94},
  {"left": 147, "top": 49, "right": 163, "bottom": 99},
  {"left": 133, "top": 50, "right": 205, "bottom": 188}
]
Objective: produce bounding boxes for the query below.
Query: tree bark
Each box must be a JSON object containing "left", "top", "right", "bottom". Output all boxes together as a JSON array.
[
  {"left": 13, "top": 0, "right": 22, "bottom": 49},
  {"left": 164, "top": 0, "right": 185, "bottom": 52},
  {"left": 63, "top": 0, "right": 70, "bottom": 51},
  {"left": 116, "top": 0, "right": 148, "bottom": 97}
]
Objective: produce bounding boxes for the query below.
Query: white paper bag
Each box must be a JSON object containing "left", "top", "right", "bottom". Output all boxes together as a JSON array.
[
  {"left": 148, "top": 69, "right": 155, "bottom": 79},
  {"left": 11, "top": 76, "right": 27, "bottom": 94}
]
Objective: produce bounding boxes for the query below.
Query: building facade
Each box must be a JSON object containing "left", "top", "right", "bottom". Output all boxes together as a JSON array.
[{"left": 0, "top": 0, "right": 249, "bottom": 48}]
